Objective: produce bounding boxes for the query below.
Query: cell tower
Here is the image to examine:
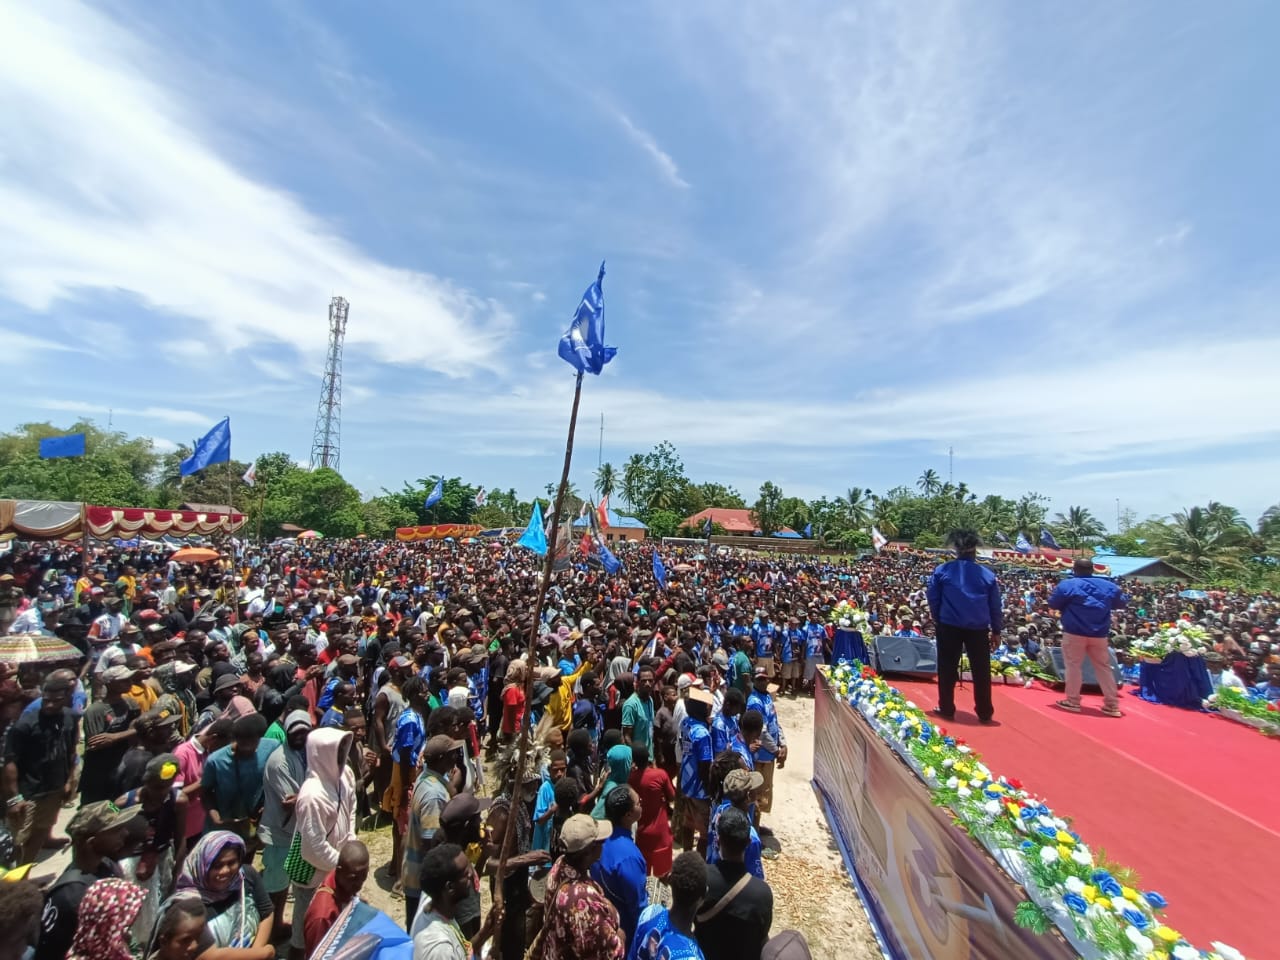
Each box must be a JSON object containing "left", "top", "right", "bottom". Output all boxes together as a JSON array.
[{"left": 309, "top": 296, "right": 349, "bottom": 471}]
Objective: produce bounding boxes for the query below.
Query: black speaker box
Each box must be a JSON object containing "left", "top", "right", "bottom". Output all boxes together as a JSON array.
[
  {"left": 871, "top": 635, "right": 938, "bottom": 676},
  {"left": 1042, "top": 645, "right": 1123, "bottom": 688}
]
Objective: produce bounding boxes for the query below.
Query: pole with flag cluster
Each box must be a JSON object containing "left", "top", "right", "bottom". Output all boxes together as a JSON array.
[{"left": 492, "top": 263, "right": 615, "bottom": 943}]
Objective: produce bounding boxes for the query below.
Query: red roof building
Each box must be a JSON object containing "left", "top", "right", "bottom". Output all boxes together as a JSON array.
[{"left": 682, "top": 508, "right": 797, "bottom": 536}]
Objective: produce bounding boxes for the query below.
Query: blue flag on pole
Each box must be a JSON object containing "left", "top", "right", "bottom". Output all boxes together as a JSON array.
[
  {"left": 517, "top": 502, "right": 548, "bottom": 556},
  {"left": 557, "top": 262, "right": 616, "bottom": 375},
  {"left": 38, "top": 433, "right": 86, "bottom": 459},
  {"left": 597, "top": 539, "right": 622, "bottom": 574},
  {"left": 1093, "top": 545, "right": 1116, "bottom": 556},
  {"left": 424, "top": 477, "right": 444, "bottom": 510},
  {"left": 179, "top": 418, "right": 231, "bottom": 476},
  {"left": 652, "top": 551, "right": 667, "bottom": 590},
  {"left": 1015, "top": 532, "right": 1033, "bottom": 554},
  {"left": 803, "top": 522, "right": 812, "bottom": 538},
  {"left": 703, "top": 516, "right": 712, "bottom": 537},
  {"left": 994, "top": 531, "right": 1011, "bottom": 545},
  {"left": 1040, "top": 528, "right": 1061, "bottom": 549}
]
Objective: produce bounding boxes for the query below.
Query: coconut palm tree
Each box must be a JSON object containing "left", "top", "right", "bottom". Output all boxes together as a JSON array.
[
  {"left": 978, "top": 495, "right": 1015, "bottom": 540},
  {"left": 594, "top": 462, "right": 616, "bottom": 501},
  {"left": 620, "top": 454, "right": 646, "bottom": 510},
  {"left": 871, "top": 497, "right": 899, "bottom": 537},
  {"left": 1159, "top": 505, "right": 1249, "bottom": 578},
  {"left": 839, "top": 487, "right": 873, "bottom": 528},
  {"left": 917, "top": 469, "right": 942, "bottom": 497},
  {"left": 1052, "top": 506, "right": 1106, "bottom": 550}
]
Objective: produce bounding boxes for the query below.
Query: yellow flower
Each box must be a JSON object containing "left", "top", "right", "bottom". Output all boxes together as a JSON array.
[
  {"left": 1082, "top": 885, "right": 1097, "bottom": 903},
  {"left": 931, "top": 744, "right": 943, "bottom": 753},
  {"left": 1057, "top": 844, "right": 1072, "bottom": 860},
  {"left": 988, "top": 782, "right": 1005, "bottom": 794},
  {"left": 1005, "top": 802, "right": 1021, "bottom": 818},
  {"left": 1154, "top": 927, "right": 1180, "bottom": 943},
  {"left": 1095, "top": 897, "right": 1110, "bottom": 910},
  {"left": 1122, "top": 886, "right": 1140, "bottom": 902},
  {"left": 1055, "top": 830, "right": 1074, "bottom": 845}
]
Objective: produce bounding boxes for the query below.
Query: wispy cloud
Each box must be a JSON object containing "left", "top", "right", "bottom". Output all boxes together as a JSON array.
[
  {"left": 609, "top": 108, "right": 690, "bottom": 190},
  {"left": 0, "top": 0, "right": 512, "bottom": 375},
  {"left": 36, "top": 400, "right": 214, "bottom": 427}
]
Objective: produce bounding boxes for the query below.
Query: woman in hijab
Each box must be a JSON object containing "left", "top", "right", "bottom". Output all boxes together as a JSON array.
[
  {"left": 66, "top": 878, "right": 146, "bottom": 960},
  {"left": 291, "top": 727, "right": 358, "bottom": 960},
  {"left": 590, "top": 743, "right": 634, "bottom": 819},
  {"left": 174, "top": 831, "right": 275, "bottom": 959}
]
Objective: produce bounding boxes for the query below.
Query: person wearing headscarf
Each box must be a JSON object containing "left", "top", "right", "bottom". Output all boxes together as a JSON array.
[
  {"left": 290, "top": 727, "right": 357, "bottom": 960},
  {"left": 173, "top": 831, "right": 274, "bottom": 958},
  {"left": 65, "top": 878, "right": 145, "bottom": 960},
  {"left": 590, "top": 744, "right": 634, "bottom": 820}
]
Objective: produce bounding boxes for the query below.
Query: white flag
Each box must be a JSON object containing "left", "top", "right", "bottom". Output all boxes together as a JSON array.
[
  {"left": 871, "top": 526, "right": 887, "bottom": 553},
  {"left": 474, "top": 488, "right": 487, "bottom": 507},
  {"left": 242, "top": 462, "right": 256, "bottom": 487}
]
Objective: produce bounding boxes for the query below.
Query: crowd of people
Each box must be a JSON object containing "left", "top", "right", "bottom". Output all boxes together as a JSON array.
[{"left": 0, "top": 532, "right": 1272, "bottom": 960}]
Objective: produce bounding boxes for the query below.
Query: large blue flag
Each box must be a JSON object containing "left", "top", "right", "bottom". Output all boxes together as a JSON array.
[
  {"left": 1040, "top": 528, "right": 1061, "bottom": 549},
  {"left": 424, "top": 477, "right": 444, "bottom": 510},
  {"left": 703, "top": 515, "right": 712, "bottom": 537},
  {"left": 38, "top": 433, "right": 86, "bottom": 459},
  {"left": 597, "top": 539, "right": 622, "bottom": 574},
  {"left": 652, "top": 551, "right": 667, "bottom": 590},
  {"left": 517, "top": 502, "right": 548, "bottom": 556},
  {"left": 1015, "top": 532, "right": 1033, "bottom": 554},
  {"left": 179, "top": 418, "right": 231, "bottom": 476},
  {"left": 557, "top": 262, "right": 616, "bottom": 375},
  {"left": 803, "top": 522, "right": 812, "bottom": 538}
]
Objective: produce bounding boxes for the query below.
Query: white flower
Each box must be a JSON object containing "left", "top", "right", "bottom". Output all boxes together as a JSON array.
[
  {"left": 1125, "top": 928, "right": 1154, "bottom": 955},
  {"left": 946, "top": 776, "right": 960, "bottom": 789},
  {"left": 1063, "top": 876, "right": 1085, "bottom": 894},
  {"left": 839, "top": 618, "right": 850, "bottom": 627},
  {"left": 942, "top": 758, "right": 955, "bottom": 769},
  {"left": 957, "top": 786, "right": 972, "bottom": 799},
  {"left": 1070, "top": 846, "right": 1093, "bottom": 866},
  {"left": 923, "top": 766, "right": 936, "bottom": 780},
  {"left": 905, "top": 701, "right": 917, "bottom": 710},
  {"left": 957, "top": 745, "right": 972, "bottom": 754},
  {"left": 1037, "top": 816, "right": 1057, "bottom": 830},
  {"left": 983, "top": 799, "right": 1001, "bottom": 816},
  {"left": 1112, "top": 897, "right": 1131, "bottom": 916},
  {"left": 1173, "top": 947, "right": 1199, "bottom": 960},
  {"left": 1211, "top": 944, "right": 1247, "bottom": 960},
  {"left": 1039, "top": 846, "right": 1059, "bottom": 864}
]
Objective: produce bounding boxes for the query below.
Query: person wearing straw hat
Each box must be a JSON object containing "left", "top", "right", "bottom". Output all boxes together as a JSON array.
[{"left": 534, "top": 815, "right": 621, "bottom": 960}]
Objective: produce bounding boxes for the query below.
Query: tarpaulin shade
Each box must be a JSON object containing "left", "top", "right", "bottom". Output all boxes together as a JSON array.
[
  {"left": 395, "top": 524, "right": 484, "bottom": 542},
  {"left": 84, "top": 506, "right": 246, "bottom": 539},
  {"left": 0, "top": 500, "right": 82, "bottom": 540}
]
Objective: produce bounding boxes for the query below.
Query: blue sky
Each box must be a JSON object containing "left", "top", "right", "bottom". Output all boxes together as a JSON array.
[{"left": 2, "top": 0, "right": 1279, "bottom": 527}]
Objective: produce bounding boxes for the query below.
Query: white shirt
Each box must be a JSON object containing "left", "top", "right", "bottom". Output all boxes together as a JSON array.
[{"left": 413, "top": 909, "right": 468, "bottom": 960}]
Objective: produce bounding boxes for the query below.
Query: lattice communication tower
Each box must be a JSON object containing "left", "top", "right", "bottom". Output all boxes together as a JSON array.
[{"left": 309, "top": 296, "right": 349, "bottom": 471}]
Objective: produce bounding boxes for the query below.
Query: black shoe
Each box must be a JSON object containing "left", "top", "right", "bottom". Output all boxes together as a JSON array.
[
  {"left": 929, "top": 708, "right": 954, "bottom": 720},
  {"left": 978, "top": 717, "right": 996, "bottom": 725}
]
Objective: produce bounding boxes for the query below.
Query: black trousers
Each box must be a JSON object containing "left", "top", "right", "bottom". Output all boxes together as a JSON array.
[{"left": 936, "top": 623, "right": 994, "bottom": 721}]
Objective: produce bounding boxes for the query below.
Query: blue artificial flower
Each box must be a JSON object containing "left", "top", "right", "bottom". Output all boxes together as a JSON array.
[
  {"left": 1063, "top": 893, "right": 1088, "bottom": 915},
  {"left": 1037, "top": 826, "right": 1057, "bottom": 840},
  {"left": 1098, "top": 876, "right": 1124, "bottom": 899},
  {"left": 1122, "top": 908, "right": 1148, "bottom": 930},
  {"left": 943, "top": 737, "right": 956, "bottom": 747},
  {"left": 1143, "top": 891, "right": 1167, "bottom": 909},
  {"left": 1020, "top": 808, "right": 1037, "bottom": 820},
  {"left": 1020, "top": 840, "right": 1035, "bottom": 852}
]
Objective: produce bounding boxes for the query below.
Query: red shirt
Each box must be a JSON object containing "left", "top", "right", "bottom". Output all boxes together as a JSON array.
[
  {"left": 303, "top": 872, "right": 350, "bottom": 957},
  {"left": 502, "top": 685, "right": 526, "bottom": 735}
]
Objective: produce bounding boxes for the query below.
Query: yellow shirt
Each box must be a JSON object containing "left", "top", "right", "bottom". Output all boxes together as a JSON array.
[{"left": 547, "top": 659, "right": 592, "bottom": 734}]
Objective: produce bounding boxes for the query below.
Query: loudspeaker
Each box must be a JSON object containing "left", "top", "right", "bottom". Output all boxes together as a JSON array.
[
  {"left": 1042, "top": 646, "right": 1123, "bottom": 688},
  {"left": 872, "top": 635, "right": 938, "bottom": 677}
]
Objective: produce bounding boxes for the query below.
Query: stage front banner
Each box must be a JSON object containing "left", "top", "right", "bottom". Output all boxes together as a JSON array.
[
  {"left": 813, "top": 673, "right": 1074, "bottom": 960},
  {"left": 394, "top": 524, "right": 484, "bottom": 542}
]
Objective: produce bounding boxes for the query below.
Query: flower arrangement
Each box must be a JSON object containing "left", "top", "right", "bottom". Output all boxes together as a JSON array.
[
  {"left": 1128, "top": 620, "right": 1214, "bottom": 662},
  {"left": 828, "top": 599, "right": 870, "bottom": 631},
  {"left": 1206, "top": 687, "right": 1280, "bottom": 737},
  {"left": 823, "top": 661, "right": 1246, "bottom": 960}
]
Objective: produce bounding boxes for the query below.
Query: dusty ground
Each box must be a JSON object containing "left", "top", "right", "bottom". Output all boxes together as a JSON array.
[{"left": 30, "top": 696, "right": 884, "bottom": 958}]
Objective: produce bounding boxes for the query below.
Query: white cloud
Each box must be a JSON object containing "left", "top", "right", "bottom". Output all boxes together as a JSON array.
[
  {"left": 37, "top": 400, "right": 212, "bottom": 427},
  {"left": 146, "top": 436, "right": 179, "bottom": 454},
  {"left": 609, "top": 108, "right": 690, "bottom": 190},
  {"left": 0, "top": 0, "right": 512, "bottom": 375}
]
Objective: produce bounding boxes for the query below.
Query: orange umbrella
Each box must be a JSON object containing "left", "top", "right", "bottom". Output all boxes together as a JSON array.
[{"left": 170, "top": 547, "right": 221, "bottom": 563}]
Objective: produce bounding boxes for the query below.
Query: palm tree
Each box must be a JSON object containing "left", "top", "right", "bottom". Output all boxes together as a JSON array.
[
  {"left": 594, "top": 462, "right": 616, "bottom": 500},
  {"left": 978, "top": 495, "right": 1014, "bottom": 539},
  {"left": 1160, "top": 505, "right": 1249, "bottom": 578},
  {"left": 1052, "top": 506, "right": 1106, "bottom": 550},
  {"left": 620, "top": 454, "right": 646, "bottom": 510},
  {"left": 646, "top": 472, "right": 679, "bottom": 511},
  {"left": 917, "top": 469, "right": 942, "bottom": 497},
  {"left": 871, "top": 496, "right": 899, "bottom": 537},
  {"left": 839, "top": 487, "right": 873, "bottom": 528}
]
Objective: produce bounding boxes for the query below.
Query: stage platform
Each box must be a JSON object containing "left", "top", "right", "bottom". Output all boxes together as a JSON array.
[{"left": 892, "top": 676, "right": 1277, "bottom": 959}]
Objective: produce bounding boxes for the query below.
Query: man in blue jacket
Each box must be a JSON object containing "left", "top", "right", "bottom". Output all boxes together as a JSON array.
[
  {"left": 1048, "top": 558, "right": 1127, "bottom": 717},
  {"left": 926, "top": 529, "right": 1003, "bottom": 723}
]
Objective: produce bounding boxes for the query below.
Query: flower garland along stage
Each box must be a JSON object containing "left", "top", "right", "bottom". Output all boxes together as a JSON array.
[
  {"left": 1206, "top": 687, "right": 1280, "bottom": 738},
  {"left": 823, "top": 661, "right": 1247, "bottom": 960}
]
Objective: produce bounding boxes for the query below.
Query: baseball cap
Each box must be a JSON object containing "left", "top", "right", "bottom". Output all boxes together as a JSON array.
[
  {"left": 67, "top": 801, "right": 141, "bottom": 839},
  {"left": 753, "top": 666, "right": 770, "bottom": 677},
  {"left": 138, "top": 706, "right": 181, "bottom": 730},
  {"left": 712, "top": 650, "right": 729, "bottom": 670},
  {"left": 560, "top": 814, "right": 612, "bottom": 853},
  {"left": 101, "top": 665, "right": 135, "bottom": 684},
  {"left": 422, "top": 734, "right": 464, "bottom": 761},
  {"left": 388, "top": 656, "right": 412, "bottom": 671},
  {"left": 723, "top": 769, "right": 765, "bottom": 793}
]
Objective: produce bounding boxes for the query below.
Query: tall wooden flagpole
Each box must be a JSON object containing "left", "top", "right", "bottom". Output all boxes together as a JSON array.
[{"left": 490, "top": 370, "right": 584, "bottom": 952}]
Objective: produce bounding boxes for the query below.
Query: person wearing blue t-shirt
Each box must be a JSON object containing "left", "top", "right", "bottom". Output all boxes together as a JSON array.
[
  {"left": 677, "top": 690, "right": 714, "bottom": 855},
  {"left": 803, "top": 616, "right": 828, "bottom": 693},
  {"left": 751, "top": 617, "right": 775, "bottom": 678},
  {"left": 705, "top": 768, "right": 765, "bottom": 879},
  {"left": 779, "top": 618, "right": 805, "bottom": 696},
  {"left": 1047, "top": 557, "right": 1128, "bottom": 718},
  {"left": 746, "top": 671, "right": 787, "bottom": 819},
  {"left": 628, "top": 852, "right": 707, "bottom": 960},
  {"left": 711, "top": 688, "right": 744, "bottom": 755}
]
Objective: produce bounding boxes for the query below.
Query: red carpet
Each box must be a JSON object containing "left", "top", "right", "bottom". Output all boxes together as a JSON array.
[{"left": 894, "top": 677, "right": 1278, "bottom": 959}]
